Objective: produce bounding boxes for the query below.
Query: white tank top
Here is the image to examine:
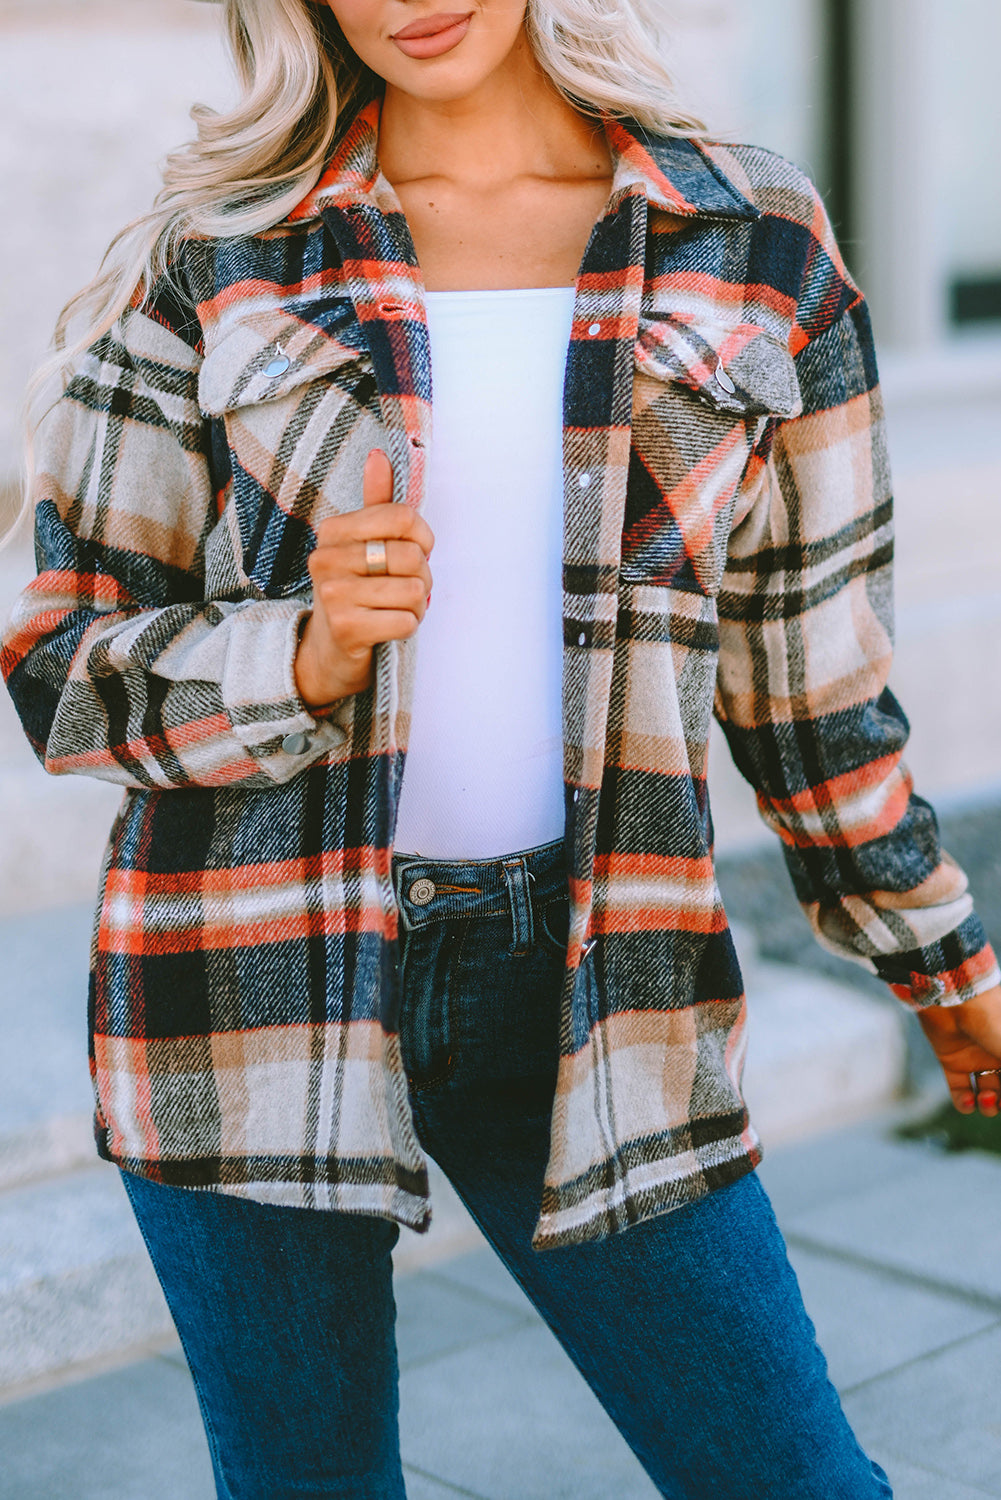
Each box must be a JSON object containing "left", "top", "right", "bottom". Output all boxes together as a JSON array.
[{"left": 393, "top": 286, "right": 575, "bottom": 860}]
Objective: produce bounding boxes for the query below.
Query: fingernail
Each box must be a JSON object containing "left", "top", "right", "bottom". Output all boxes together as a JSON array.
[
  {"left": 980, "top": 1094, "right": 997, "bottom": 1110},
  {"left": 960, "top": 1093, "right": 976, "bottom": 1112}
]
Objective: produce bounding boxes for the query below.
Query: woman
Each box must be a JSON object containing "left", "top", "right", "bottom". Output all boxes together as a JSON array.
[{"left": 3, "top": 0, "right": 1000, "bottom": 1494}]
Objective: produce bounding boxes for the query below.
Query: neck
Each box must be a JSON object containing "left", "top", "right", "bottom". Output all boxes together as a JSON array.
[{"left": 377, "top": 38, "right": 610, "bottom": 189}]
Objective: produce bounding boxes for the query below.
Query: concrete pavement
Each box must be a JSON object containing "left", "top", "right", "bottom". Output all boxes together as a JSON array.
[{"left": 3, "top": 1113, "right": 1001, "bottom": 1499}]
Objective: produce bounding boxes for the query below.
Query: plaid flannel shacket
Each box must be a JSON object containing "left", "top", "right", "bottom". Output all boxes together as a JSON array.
[{"left": 3, "top": 103, "right": 998, "bottom": 1247}]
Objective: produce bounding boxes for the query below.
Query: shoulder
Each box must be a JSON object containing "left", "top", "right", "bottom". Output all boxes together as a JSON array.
[
  {"left": 699, "top": 139, "right": 859, "bottom": 290},
  {"left": 698, "top": 140, "right": 829, "bottom": 229},
  {"left": 696, "top": 139, "right": 865, "bottom": 339}
]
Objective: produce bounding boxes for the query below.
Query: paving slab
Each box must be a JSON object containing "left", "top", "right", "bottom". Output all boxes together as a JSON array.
[
  {"left": 395, "top": 1269, "right": 534, "bottom": 1371},
  {"left": 0, "top": 1355, "right": 213, "bottom": 1500},
  {"left": 873, "top": 1457, "right": 999, "bottom": 1500},
  {"left": 431, "top": 1246, "right": 538, "bottom": 1319},
  {"left": 785, "top": 1240, "right": 1000, "bottom": 1391},
  {"left": 398, "top": 1321, "right": 660, "bottom": 1500},
  {"left": 842, "top": 1324, "right": 1001, "bottom": 1496},
  {"left": 758, "top": 1119, "right": 945, "bottom": 1222},
  {"left": 785, "top": 1150, "right": 1001, "bottom": 1304},
  {"left": 403, "top": 1470, "right": 490, "bottom": 1500},
  {"left": 7, "top": 1155, "right": 1001, "bottom": 1498}
]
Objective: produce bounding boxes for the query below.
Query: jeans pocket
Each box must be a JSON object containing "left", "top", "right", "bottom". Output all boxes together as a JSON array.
[{"left": 537, "top": 895, "right": 570, "bottom": 957}]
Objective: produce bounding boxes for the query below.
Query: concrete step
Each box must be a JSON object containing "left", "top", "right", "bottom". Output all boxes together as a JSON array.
[
  {"left": 738, "top": 932, "right": 908, "bottom": 1147},
  {"left": 0, "top": 904, "right": 98, "bottom": 1192},
  {"left": 0, "top": 903, "right": 177, "bottom": 1396},
  {"left": 0, "top": 1164, "right": 176, "bottom": 1393}
]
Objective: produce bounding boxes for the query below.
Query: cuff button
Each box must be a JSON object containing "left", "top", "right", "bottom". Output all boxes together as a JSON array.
[{"left": 282, "top": 731, "right": 311, "bottom": 756}]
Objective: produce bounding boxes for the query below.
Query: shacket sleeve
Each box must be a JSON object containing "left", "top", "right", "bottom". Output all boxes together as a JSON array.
[
  {"left": 1, "top": 276, "right": 348, "bottom": 791},
  {"left": 714, "top": 271, "right": 999, "bottom": 1010}
]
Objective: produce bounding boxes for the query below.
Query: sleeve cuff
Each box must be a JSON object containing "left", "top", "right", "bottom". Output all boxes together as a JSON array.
[
  {"left": 881, "top": 943, "right": 1001, "bottom": 1010},
  {"left": 222, "top": 601, "right": 355, "bottom": 783}
]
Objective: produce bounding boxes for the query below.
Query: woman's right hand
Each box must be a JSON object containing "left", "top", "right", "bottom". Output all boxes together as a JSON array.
[{"left": 294, "top": 448, "right": 434, "bottom": 710}]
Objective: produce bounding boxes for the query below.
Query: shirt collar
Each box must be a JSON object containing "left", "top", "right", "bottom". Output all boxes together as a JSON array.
[{"left": 289, "top": 98, "right": 758, "bottom": 224}]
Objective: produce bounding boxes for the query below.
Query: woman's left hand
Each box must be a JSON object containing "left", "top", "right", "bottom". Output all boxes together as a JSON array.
[{"left": 916, "top": 985, "right": 1001, "bottom": 1117}]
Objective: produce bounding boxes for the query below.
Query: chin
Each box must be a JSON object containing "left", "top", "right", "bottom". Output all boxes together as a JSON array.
[{"left": 368, "top": 23, "right": 530, "bottom": 105}]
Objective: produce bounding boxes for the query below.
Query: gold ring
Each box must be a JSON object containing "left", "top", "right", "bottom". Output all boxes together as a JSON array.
[{"left": 365, "top": 540, "right": 389, "bottom": 576}]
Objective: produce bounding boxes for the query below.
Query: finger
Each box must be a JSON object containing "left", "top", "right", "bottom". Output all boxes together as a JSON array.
[
  {"left": 941, "top": 1065, "right": 1000, "bottom": 1115},
  {"left": 362, "top": 448, "right": 394, "bottom": 508},
  {"left": 352, "top": 574, "right": 430, "bottom": 617},
  {"left": 972, "top": 1070, "right": 1001, "bottom": 1118},
  {"left": 314, "top": 506, "right": 435, "bottom": 560},
  {"left": 351, "top": 539, "right": 431, "bottom": 584},
  {"left": 309, "top": 538, "right": 431, "bottom": 585},
  {"left": 951, "top": 992, "right": 1001, "bottom": 1061},
  {"left": 936, "top": 1060, "right": 982, "bottom": 1113},
  {"left": 939, "top": 1069, "right": 975, "bottom": 1113},
  {"left": 319, "top": 574, "right": 429, "bottom": 621},
  {"left": 319, "top": 600, "right": 422, "bottom": 647},
  {"left": 952, "top": 1078, "right": 978, "bottom": 1112}
]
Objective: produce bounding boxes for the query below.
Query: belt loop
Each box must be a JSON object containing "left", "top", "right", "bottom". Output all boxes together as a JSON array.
[
  {"left": 501, "top": 856, "right": 534, "bottom": 956},
  {"left": 392, "top": 857, "right": 419, "bottom": 932}
]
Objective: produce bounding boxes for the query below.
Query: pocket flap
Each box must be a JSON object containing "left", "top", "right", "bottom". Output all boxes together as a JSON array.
[
  {"left": 199, "top": 305, "right": 370, "bottom": 416},
  {"left": 635, "top": 318, "right": 802, "bottom": 419}
]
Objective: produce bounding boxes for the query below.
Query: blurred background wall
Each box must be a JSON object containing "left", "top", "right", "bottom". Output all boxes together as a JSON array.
[{"left": 1, "top": 0, "right": 999, "bottom": 910}]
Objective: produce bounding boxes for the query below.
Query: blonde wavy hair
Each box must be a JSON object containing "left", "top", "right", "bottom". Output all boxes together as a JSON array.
[{"left": 8, "top": 0, "right": 701, "bottom": 543}]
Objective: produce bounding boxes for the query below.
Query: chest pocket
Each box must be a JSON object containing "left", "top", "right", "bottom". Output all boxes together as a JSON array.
[
  {"left": 624, "top": 318, "right": 801, "bottom": 596},
  {"left": 199, "top": 306, "right": 379, "bottom": 599}
]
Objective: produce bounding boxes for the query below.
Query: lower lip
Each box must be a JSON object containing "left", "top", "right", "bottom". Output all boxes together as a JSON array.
[{"left": 392, "top": 15, "right": 472, "bottom": 59}]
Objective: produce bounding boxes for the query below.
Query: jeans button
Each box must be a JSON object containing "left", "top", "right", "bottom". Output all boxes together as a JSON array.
[{"left": 408, "top": 877, "right": 436, "bottom": 905}]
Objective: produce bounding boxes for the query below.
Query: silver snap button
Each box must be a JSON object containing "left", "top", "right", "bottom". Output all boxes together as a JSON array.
[
  {"left": 282, "top": 731, "right": 310, "bottom": 755},
  {"left": 578, "top": 473, "right": 591, "bottom": 488},
  {"left": 408, "top": 877, "right": 436, "bottom": 905},
  {"left": 577, "top": 631, "right": 586, "bottom": 646},
  {"left": 587, "top": 322, "right": 601, "bottom": 336},
  {"left": 264, "top": 355, "right": 291, "bottom": 378},
  {"left": 714, "top": 359, "right": 736, "bottom": 395},
  {"left": 581, "top": 937, "right": 597, "bottom": 958}
]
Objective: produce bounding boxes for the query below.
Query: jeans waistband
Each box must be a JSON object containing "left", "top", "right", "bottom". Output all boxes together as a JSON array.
[{"left": 392, "top": 838, "right": 567, "bottom": 934}]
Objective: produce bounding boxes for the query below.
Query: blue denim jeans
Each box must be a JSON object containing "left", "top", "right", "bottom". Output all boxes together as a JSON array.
[{"left": 122, "top": 837, "right": 893, "bottom": 1499}]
